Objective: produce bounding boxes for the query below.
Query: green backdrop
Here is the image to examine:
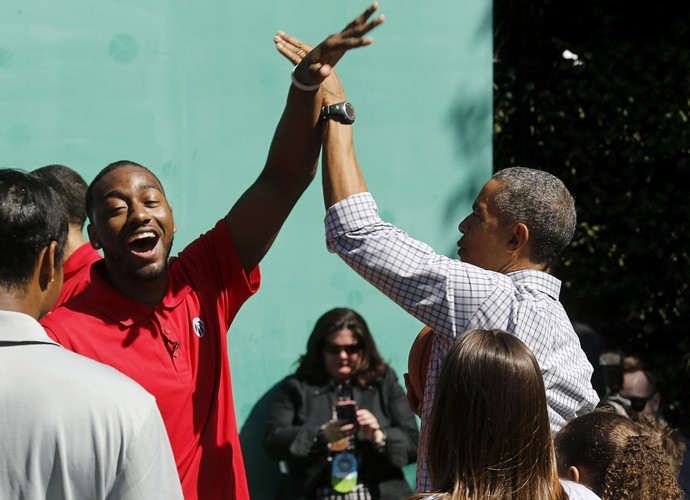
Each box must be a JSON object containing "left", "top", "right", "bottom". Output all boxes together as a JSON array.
[{"left": 1, "top": 1, "right": 492, "bottom": 496}]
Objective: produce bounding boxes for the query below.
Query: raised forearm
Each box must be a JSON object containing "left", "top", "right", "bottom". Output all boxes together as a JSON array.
[
  {"left": 322, "top": 119, "right": 368, "bottom": 209},
  {"left": 224, "top": 84, "right": 322, "bottom": 271},
  {"left": 263, "top": 85, "right": 323, "bottom": 187}
]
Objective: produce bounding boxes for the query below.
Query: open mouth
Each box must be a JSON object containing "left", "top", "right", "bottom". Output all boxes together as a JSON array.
[{"left": 127, "top": 231, "right": 159, "bottom": 256}]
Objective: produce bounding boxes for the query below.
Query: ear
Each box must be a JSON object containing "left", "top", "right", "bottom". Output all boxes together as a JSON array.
[
  {"left": 87, "top": 223, "right": 101, "bottom": 249},
  {"left": 37, "top": 241, "right": 59, "bottom": 291},
  {"left": 568, "top": 465, "right": 581, "bottom": 483},
  {"left": 507, "top": 222, "right": 529, "bottom": 252},
  {"left": 650, "top": 392, "right": 661, "bottom": 413}
]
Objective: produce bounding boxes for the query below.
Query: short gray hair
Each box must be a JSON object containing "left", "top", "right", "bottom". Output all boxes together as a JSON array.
[{"left": 491, "top": 166, "right": 576, "bottom": 265}]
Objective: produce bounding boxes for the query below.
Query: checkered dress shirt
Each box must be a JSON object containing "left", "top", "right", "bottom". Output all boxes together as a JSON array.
[{"left": 325, "top": 192, "right": 599, "bottom": 493}]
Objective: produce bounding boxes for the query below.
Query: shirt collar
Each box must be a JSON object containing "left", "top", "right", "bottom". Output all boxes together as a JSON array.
[
  {"left": 86, "top": 259, "right": 191, "bottom": 326},
  {"left": 507, "top": 269, "right": 562, "bottom": 300},
  {"left": 62, "top": 243, "right": 102, "bottom": 280},
  {"left": 0, "top": 310, "right": 61, "bottom": 345}
]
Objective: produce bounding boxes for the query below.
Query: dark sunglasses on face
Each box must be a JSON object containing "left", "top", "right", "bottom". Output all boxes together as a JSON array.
[
  {"left": 611, "top": 392, "right": 655, "bottom": 413},
  {"left": 324, "top": 342, "right": 362, "bottom": 355},
  {"left": 626, "top": 393, "right": 656, "bottom": 412}
]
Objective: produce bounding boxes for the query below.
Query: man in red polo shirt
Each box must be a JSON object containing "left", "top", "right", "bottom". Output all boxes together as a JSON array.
[
  {"left": 32, "top": 164, "right": 102, "bottom": 309},
  {"left": 40, "top": 6, "right": 384, "bottom": 500}
]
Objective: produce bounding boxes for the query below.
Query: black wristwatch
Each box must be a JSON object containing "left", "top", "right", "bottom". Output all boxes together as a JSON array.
[{"left": 321, "top": 101, "right": 356, "bottom": 124}]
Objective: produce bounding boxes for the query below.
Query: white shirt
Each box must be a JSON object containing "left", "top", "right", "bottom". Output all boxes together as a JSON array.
[
  {"left": 325, "top": 192, "right": 599, "bottom": 492},
  {"left": 0, "top": 310, "right": 183, "bottom": 500},
  {"left": 561, "top": 480, "right": 602, "bottom": 499}
]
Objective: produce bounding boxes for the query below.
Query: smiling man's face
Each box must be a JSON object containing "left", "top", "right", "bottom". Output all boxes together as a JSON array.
[{"left": 88, "top": 164, "right": 175, "bottom": 284}]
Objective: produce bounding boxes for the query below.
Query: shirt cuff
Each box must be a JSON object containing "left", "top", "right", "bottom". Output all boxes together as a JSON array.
[{"left": 325, "top": 192, "right": 381, "bottom": 242}]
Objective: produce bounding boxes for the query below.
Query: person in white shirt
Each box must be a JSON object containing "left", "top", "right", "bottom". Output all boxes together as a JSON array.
[{"left": 0, "top": 168, "right": 183, "bottom": 500}]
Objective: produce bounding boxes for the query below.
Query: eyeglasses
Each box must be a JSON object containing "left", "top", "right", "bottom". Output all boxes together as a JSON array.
[{"left": 324, "top": 343, "right": 362, "bottom": 355}]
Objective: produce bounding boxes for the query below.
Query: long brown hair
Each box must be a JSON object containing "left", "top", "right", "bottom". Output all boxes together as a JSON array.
[
  {"left": 420, "top": 329, "right": 567, "bottom": 500},
  {"left": 295, "top": 308, "right": 387, "bottom": 387}
]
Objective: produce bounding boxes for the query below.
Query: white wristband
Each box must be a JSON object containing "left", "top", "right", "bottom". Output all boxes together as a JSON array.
[{"left": 291, "top": 66, "right": 320, "bottom": 92}]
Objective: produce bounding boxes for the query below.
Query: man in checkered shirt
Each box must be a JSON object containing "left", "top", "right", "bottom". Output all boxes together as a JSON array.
[{"left": 314, "top": 60, "right": 599, "bottom": 493}]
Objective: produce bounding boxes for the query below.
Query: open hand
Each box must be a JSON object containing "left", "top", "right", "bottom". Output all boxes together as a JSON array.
[
  {"left": 274, "top": 32, "right": 348, "bottom": 103},
  {"left": 274, "top": 32, "right": 313, "bottom": 66},
  {"left": 274, "top": 2, "right": 384, "bottom": 87}
]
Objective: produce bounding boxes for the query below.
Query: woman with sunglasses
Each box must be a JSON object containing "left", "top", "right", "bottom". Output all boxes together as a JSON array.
[{"left": 264, "top": 307, "right": 419, "bottom": 499}]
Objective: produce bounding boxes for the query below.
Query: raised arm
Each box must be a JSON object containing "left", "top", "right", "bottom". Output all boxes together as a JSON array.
[
  {"left": 226, "top": 3, "right": 384, "bottom": 272},
  {"left": 321, "top": 110, "right": 368, "bottom": 209},
  {"left": 273, "top": 15, "right": 381, "bottom": 211}
]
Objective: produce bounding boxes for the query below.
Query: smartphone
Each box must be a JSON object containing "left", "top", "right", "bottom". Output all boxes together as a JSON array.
[{"left": 335, "top": 400, "right": 359, "bottom": 429}]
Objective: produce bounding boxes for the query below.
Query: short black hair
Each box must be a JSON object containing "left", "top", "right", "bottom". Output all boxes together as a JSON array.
[
  {"left": 0, "top": 169, "right": 68, "bottom": 289},
  {"left": 85, "top": 160, "right": 164, "bottom": 222},
  {"left": 32, "top": 164, "right": 89, "bottom": 228}
]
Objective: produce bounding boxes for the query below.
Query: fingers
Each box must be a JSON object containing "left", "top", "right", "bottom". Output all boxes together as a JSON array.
[
  {"left": 275, "top": 42, "right": 301, "bottom": 65},
  {"left": 312, "top": 5, "right": 384, "bottom": 66},
  {"left": 339, "top": 422, "right": 357, "bottom": 438},
  {"left": 355, "top": 409, "right": 380, "bottom": 430},
  {"left": 343, "top": 2, "right": 385, "bottom": 41},
  {"left": 274, "top": 33, "right": 311, "bottom": 65},
  {"left": 277, "top": 32, "right": 314, "bottom": 54},
  {"left": 278, "top": 3, "right": 385, "bottom": 89},
  {"left": 323, "top": 419, "right": 352, "bottom": 442},
  {"left": 318, "top": 64, "right": 333, "bottom": 79},
  {"left": 315, "top": 2, "right": 385, "bottom": 59}
]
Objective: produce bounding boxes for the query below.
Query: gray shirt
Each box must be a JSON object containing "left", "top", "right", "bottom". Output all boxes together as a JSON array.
[
  {"left": 325, "top": 192, "right": 599, "bottom": 492},
  {"left": 0, "top": 310, "right": 183, "bottom": 500}
]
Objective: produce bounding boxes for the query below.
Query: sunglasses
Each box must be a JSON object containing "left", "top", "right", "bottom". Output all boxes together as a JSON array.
[
  {"left": 324, "top": 342, "right": 362, "bottom": 355},
  {"left": 610, "top": 392, "right": 655, "bottom": 413},
  {"left": 626, "top": 393, "right": 656, "bottom": 412}
]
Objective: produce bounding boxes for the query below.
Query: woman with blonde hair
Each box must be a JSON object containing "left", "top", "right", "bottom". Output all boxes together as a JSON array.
[{"left": 411, "top": 329, "right": 595, "bottom": 499}]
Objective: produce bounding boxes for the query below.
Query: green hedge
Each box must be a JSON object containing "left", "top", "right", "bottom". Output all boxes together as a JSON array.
[{"left": 493, "top": 0, "right": 690, "bottom": 431}]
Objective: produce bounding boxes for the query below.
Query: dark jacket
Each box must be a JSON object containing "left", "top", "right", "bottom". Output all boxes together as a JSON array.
[{"left": 263, "top": 366, "right": 419, "bottom": 499}]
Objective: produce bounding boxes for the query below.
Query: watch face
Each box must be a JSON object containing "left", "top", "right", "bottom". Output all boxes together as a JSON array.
[
  {"left": 343, "top": 102, "right": 356, "bottom": 121},
  {"left": 322, "top": 101, "right": 356, "bottom": 124}
]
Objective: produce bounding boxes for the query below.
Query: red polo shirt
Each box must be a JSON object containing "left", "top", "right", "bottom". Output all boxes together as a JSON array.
[
  {"left": 41, "top": 220, "right": 260, "bottom": 500},
  {"left": 53, "top": 242, "right": 102, "bottom": 310}
]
